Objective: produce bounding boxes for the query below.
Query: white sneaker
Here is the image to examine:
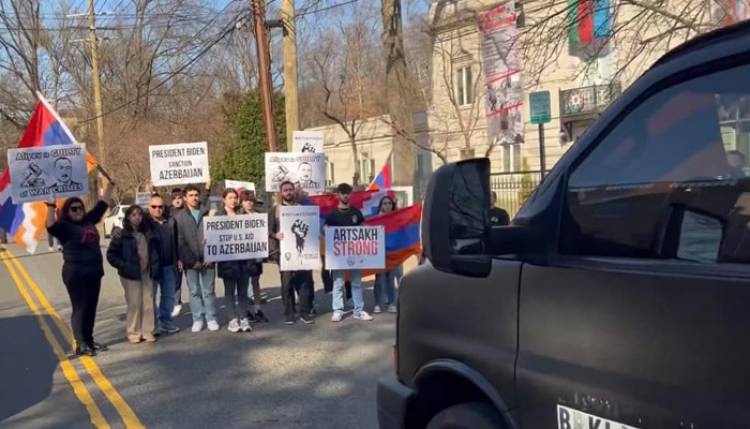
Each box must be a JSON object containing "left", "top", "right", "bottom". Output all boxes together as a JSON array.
[
  {"left": 172, "top": 303, "right": 182, "bottom": 318},
  {"left": 387, "top": 305, "right": 397, "bottom": 313},
  {"left": 331, "top": 312, "right": 343, "bottom": 323},
  {"left": 240, "top": 318, "right": 252, "bottom": 332},
  {"left": 191, "top": 320, "right": 204, "bottom": 332},
  {"left": 227, "top": 318, "right": 240, "bottom": 333},
  {"left": 207, "top": 320, "right": 220, "bottom": 331},
  {"left": 354, "top": 311, "right": 373, "bottom": 321},
  {"left": 373, "top": 305, "right": 382, "bottom": 314}
]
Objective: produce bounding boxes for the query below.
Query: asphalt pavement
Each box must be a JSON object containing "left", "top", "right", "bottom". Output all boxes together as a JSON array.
[{"left": 0, "top": 240, "right": 404, "bottom": 429}]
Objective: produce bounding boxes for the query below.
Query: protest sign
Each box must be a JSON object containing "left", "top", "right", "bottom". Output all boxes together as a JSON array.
[
  {"left": 224, "top": 180, "right": 255, "bottom": 192},
  {"left": 292, "top": 130, "right": 325, "bottom": 153},
  {"left": 324, "top": 226, "right": 385, "bottom": 270},
  {"left": 203, "top": 213, "right": 269, "bottom": 262},
  {"left": 8, "top": 144, "right": 89, "bottom": 203},
  {"left": 149, "top": 142, "right": 209, "bottom": 186},
  {"left": 135, "top": 192, "right": 151, "bottom": 207},
  {"left": 279, "top": 205, "right": 320, "bottom": 271},
  {"left": 265, "top": 152, "right": 325, "bottom": 194}
]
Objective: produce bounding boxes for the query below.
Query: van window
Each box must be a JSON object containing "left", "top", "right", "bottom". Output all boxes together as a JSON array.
[{"left": 562, "top": 63, "right": 750, "bottom": 264}]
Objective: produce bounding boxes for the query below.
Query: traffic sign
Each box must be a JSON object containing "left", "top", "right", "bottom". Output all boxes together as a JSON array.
[{"left": 529, "top": 91, "right": 551, "bottom": 124}]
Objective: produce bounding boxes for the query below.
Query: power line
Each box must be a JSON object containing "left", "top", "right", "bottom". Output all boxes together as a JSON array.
[{"left": 297, "top": 0, "right": 361, "bottom": 18}]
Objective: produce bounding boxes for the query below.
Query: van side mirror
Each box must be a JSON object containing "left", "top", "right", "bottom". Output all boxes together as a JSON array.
[{"left": 421, "top": 158, "right": 492, "bottom": 277}]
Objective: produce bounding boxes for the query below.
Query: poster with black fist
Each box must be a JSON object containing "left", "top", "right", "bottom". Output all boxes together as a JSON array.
[{"left": 279, "top": 205, "right": 321, "bottom": 271}]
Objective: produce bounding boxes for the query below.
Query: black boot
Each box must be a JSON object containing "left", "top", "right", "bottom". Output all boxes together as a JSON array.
[{"left": 75, "top": 343, "right": 96, "bottom": 357}]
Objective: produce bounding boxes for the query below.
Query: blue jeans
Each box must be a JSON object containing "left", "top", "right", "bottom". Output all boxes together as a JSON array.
[
  {"left": 186, "top": 267, "right": 217, "bottom": 323},
  {"left": 374, "top": 265, "right": 402, "bottom": 307},
  {"left": 154, "top": 266, "right": 177, "bottom": 327},
  {"left": 332, "top": 270, "right": 363, "bottom": 314}
]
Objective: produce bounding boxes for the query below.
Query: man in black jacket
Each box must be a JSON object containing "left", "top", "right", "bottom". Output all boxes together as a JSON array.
[
  {"left": 489, "top": 192, "right": 511, "bottom": 226},
  {"left": 147, "top": 194, "right": 180, "bottom": 335},
  {"left": 174, "top": 181, "right": 218, "bottom": 333}
]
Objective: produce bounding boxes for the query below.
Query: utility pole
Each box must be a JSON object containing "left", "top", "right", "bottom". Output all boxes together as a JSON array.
[
  {"left": 87, "top": 0, "right": 106, "bottom": 165},
  {"left": 251, "top": 0, "right": 278, "bottom": 152},
  {"left": 281, "top": 0, "right": 299, "bottom": 149}
]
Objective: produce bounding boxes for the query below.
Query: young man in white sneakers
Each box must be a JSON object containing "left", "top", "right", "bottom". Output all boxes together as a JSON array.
[{"left": 326, "top": 183, "right": 373, "bottom": 322}]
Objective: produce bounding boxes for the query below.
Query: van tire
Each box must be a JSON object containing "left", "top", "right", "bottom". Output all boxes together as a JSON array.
[{"left": 426, "top": 402, "right": 505, "bottom": 429}]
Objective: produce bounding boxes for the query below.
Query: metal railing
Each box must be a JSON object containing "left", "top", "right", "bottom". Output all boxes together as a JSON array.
[
  {"left": 490, "top": 170, "right": 542, "bottom": 217},
  {"left": 559, "top": 82, "right": 621, "bottom": 118}
]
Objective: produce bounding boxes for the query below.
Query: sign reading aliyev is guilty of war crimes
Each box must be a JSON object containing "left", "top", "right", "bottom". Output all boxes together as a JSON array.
[
  {"left": 203, "top": 214, "right": 269, "bottom": 263},
  {"left": 325, "top": 226, "right": 385, "bottom": 270},
  {"left": 8, "top": 144, "right": 89, "bottom": 203},
  {"left": 149, "top": 142, "right": 210, "bottom": 187},
  {"left": 265, "top": 152, "right": 326, "bottom": 194}
]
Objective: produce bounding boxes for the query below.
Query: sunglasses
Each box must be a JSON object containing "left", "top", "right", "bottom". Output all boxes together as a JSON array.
[
  {"left": 150, "top": 205, "right": 164, "bottom": 209},
  {"left": 69, "top": 206, "right": 83, "bottom": 213}
]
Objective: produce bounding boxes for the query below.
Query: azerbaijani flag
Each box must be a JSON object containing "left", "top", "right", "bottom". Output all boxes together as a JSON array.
[
  {"left": 367, "top": 157, "right": 392, "bottom": 192},
  {"left": 0, "top": 94, "right": 96, "bottom": 253},
  {"left": 568, "top": 0, "right": 611, "bottom": 45},
  {"left": 361, "top": 204, "right": 422, "bottom": 275},
  {"left": 724, "top": 0, "right": 750, "bottom": 25}
]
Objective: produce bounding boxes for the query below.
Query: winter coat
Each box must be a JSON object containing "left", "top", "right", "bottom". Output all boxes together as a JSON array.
[
  {"left": 106, "top": 228, "right": 161, "bottom": 281},
  {"left": 174, "top": 192, "right": 211, "bottom": 268}
]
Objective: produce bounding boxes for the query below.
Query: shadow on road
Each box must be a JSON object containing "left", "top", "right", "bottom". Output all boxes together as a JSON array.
[{"left": 0, "top": 315, "right": 58, "bottom": 423}]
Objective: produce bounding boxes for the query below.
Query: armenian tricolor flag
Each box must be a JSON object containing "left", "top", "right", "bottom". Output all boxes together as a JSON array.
[
  {"left": 0, "top": 94, "right": 96, "bottom": 253},
  {"left": 567, "top": 0, "right": 612, "bottom": 45},
  {"left": 362, "top": 204, "right": 422, "bottom": 275}
]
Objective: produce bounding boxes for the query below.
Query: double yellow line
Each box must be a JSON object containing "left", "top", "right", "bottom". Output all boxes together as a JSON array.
[{"left": 1, "top": 247, "right": 144, "bottom": 428}]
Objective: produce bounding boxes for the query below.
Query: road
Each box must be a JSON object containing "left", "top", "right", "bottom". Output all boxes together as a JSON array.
[{"left": 0, "top": 240, "right": 404, "bottom": 429}]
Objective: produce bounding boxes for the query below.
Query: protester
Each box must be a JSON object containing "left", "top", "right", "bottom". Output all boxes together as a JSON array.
[
  {"left": 489, "top": 191, "right": 511, "bottom": 226},
  {"left": 169, "top": 188, "right": 185, "bottom": 317},
  {"left": 146, "top": 194, "right": 181, "bottom": 335},
  {"left": 239, "top": 190, "right": 269, "bottom": 323},
  {"left": 107, "top": 205, "right": 162, "bottom": 343},
  {"left": 268, "top": 181, "right": 315, "bottom": 325},
  {"left": 216, "top": 189, "right": 253, "bottom": 333},
  {"left": 175, "top": 180, "right": 220, "bottom": 333},
  {"left": 45, "top": 172, "right": 114, "bottom": 356},
  {"left": 373, "top": 196, "right": 401, "bottom": 314},
  {"left": 325, "top": 183, "right": 372, "bottom": 322}
]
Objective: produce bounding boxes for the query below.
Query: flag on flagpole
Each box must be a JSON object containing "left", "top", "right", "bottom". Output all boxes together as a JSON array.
[
  {"left": 0, "top": 94, "right": 97, "bottom": 253},
  {"left": 567, "top": 0, "right": 611, "bottom": 45},
  {"left": 367, "top": 155, "right": 392, "bottom": 192}
]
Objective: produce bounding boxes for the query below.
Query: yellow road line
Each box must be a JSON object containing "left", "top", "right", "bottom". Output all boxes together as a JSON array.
[
  {"left": 0, "top": 250, "right": 110, "bottom": 429},
  {"left": 5, "top": 247, "right": 145, "bottom": 429}
]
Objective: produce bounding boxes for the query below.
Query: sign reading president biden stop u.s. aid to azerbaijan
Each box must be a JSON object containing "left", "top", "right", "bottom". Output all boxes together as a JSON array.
[
  {"left": 149, "top": 141, "right": 210, "bottom": 187},
  {"left": 324, "top": 226, "right": 385, "bottom": 270}
]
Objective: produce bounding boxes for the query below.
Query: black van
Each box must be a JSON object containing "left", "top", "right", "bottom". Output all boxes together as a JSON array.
[{"left": 377, "top": 22, "right": 750, "bottom": 429}]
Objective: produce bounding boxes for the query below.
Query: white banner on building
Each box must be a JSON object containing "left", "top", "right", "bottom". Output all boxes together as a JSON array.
[
  {"left": 8, "top": 144, "right": 89, "bottom": 203},
  {"left": 265, "top": 152, "right": 326, "bottom": 194},
  {"left": 479, "top": 4, "right": 524, "bottom": 144},
  {"left": 149, "top": 142, "right": 210, "bottom": 186},
  {"left": 324, "top": 226, "right": 385, "bottom": 270},
  {"left": 224, "top": 180, "right": 255, "bottom": 192},
  {"left": 203, "top": 213, "right": 269, "bottom": 262},
  {"left": 292, "top": 130, "right": 325, "bottom": 153},
  {"left": 279, "top": 205, "right": 320, "bottom": 271}
]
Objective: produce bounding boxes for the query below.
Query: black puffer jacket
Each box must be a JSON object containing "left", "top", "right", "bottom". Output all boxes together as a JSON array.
[
  {"left": 107, "top": 228, "right": 162, "bottom": 281},
  {"left": 216, "top": 207, "right": 246, "bottom": 279}
]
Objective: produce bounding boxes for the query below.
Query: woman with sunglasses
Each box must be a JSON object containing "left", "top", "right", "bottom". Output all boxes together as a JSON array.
[
  {"left": 46, "top": 172, "right": 115, "bottom": 357},
  {"left": 107, "top": 205, "right": 162, "bottom": 343},
  {"left": 373, "top": 196, "right": 401, "bottom": 314}
]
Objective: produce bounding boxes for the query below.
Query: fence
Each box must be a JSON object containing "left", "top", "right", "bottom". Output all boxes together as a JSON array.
[{"left": 490, "top": 170, "right": 543, "bottom": 218}]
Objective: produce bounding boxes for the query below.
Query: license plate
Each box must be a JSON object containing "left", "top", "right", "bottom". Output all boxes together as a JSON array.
[{"left": 558, "top": 405, "right": 640, "bottom": 429}]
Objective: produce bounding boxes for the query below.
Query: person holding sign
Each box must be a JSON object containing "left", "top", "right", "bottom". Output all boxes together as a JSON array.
[
  {"left": 106, "top": 206, "right": 162, "bottom": 344},
  {"left": 46, "top": 171, "right": 115, "bottom": 357},
  {"left": 268, "top": 181, "right": 315, "bottom": 325},
  {"left": 325, "top": 183, "right": 373, "bottom": 322},
  {"left": 215, "top": 189, "right": 253, "bottom": 333},
  {"left": 239, "top": 190, "right": 269, "bottom": 323},
  {"left": 174, "top": 181, "right": 220, "bottom": 333}
]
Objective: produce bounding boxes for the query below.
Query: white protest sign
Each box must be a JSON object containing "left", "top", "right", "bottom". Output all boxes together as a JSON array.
[
  {"left": 292, "top": 130, "right": 325, "bottom": 153},
  {"left": 135, "top": 192, "right": 151, "bottom": 207},
  {"left": 324, "top": 226, "right": 385, "bottom": 270},
  {"left": 8, "top": 144, "right": 89, "bottom": 203},
  {"left": 279, "top": 205, "right": 320, "bottom": 271},
  {"left": 149, "top": 142, "right": 209, "bottom": 186},
  {"left": 203, "top": 213, "right": 269, "bottom": 262},
  {"left": 265, "top": 152, "right": 326, "bottom": 194},
  {"left": 224, "top": 180, "right": 255, "bottom": 192}
]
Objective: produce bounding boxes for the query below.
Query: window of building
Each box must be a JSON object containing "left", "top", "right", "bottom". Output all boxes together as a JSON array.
[
  {"left": 502, "top": 144, "right": 522, "bottom": 172},
  {"left": 561, "top": 61, "right": 750, "bottom": 264},
  {"left": 326, "top": 160, "right": 335, "bottom": 187},
  {"left": 456, "top": 66, "right": 474, "bottom": 106}
]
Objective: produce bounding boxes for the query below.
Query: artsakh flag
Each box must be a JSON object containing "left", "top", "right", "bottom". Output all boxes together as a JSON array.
[
  {"left": 367, "top": 157, "right": 391, "bottom": 192},
  {"left": 0, "top": 94, "right": 97, "bottom": 253},
  {"left": 568, "top": 0, "right": 611, "bottom": 45}
]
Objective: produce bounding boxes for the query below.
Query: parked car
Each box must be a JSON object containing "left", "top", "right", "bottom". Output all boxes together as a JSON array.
[
  {"left": 378, "top": 22, "right": 750, "bottom": 429},
  {"left": 103, "top": 204, "right": 130, "bottom": 238}
]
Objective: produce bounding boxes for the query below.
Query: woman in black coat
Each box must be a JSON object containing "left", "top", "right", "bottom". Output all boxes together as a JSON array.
[
  {"left": 46, "top": 172, "right": 114, "bottom": 357},
  {"left": 107, "top": 205, "right": 161, "bottom": 344}
]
